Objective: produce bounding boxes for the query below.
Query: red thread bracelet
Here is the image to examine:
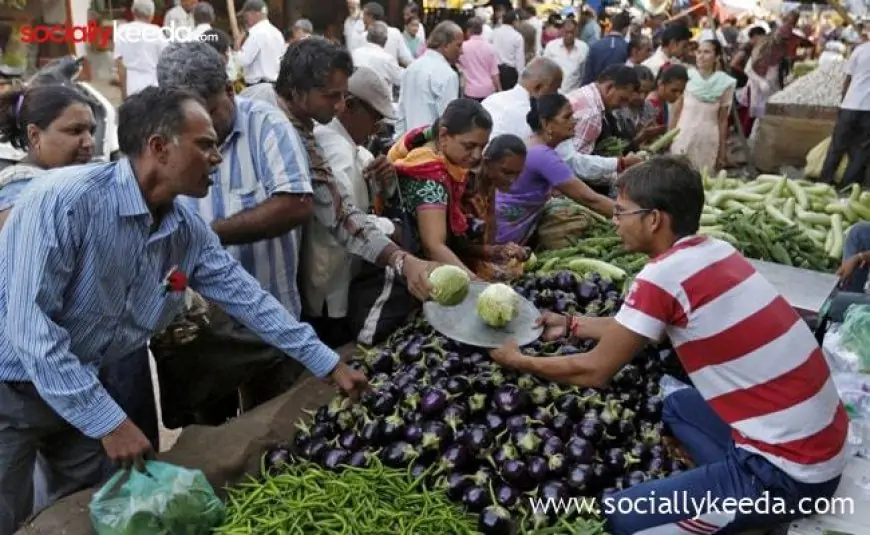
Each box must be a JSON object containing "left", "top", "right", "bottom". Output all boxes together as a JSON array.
[{"left": 566, "top": 316, "right": 580, "bottom": 338}]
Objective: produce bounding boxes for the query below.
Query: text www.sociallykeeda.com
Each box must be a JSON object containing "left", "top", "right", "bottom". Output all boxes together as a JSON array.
[{"left": 529, "top": 491, "right": 856, "bottom": 518}]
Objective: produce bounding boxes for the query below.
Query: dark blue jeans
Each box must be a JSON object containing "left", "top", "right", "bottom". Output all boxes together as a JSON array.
[
  {"left": 842, "top": 221, "right": 870, "bottom": 293},
  {"left": 101, "top": 346, "right": 159, "bottom": 447},
  {"left": 605, "top": 388, "right": 842, "bottom": 535}
]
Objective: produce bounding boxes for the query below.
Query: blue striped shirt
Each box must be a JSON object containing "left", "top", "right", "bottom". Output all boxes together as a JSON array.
[
  {"left": 0, "top": 159, "right": 338, "bottom": 439},
  {"left": 180, "top": 97, "right": 312, "bottom": 318}
]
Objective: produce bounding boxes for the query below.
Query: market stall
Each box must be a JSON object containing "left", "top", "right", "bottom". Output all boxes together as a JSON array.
[{"left": 753, "top": 60, "right": 845, "bottom": 173}]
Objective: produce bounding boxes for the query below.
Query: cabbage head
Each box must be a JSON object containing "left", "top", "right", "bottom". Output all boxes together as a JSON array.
[
  {"left": 429, "top": 265, "right": 470, "bottom": 306},
  {"left": 477, "top": 283, "right": 521, "bottom": 328}
]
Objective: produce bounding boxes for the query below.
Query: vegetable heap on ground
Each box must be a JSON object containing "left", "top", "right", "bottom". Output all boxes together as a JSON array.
[
  {"left": 216, "top": 456, "right": 479, "bottom": 534},
  {"left": 277, "top": 271, "right": 686, "bottom": 534},
  {"left": 529, "top": 175, "right": 869, "bottom": 278}
]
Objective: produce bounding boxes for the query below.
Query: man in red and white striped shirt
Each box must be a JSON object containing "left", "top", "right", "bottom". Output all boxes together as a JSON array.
[{"left": 490, "top": 157, "right": 847, "bottom": 535}]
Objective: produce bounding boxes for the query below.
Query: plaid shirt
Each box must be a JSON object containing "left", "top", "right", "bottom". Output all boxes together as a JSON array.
[{"left": 566, "top": 83, "right": 606, "bottom": 155}]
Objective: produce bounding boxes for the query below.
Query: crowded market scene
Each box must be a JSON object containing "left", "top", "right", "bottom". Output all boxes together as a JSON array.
[{"left": 1, "top": 0, "right": 870, "bottom": 532}]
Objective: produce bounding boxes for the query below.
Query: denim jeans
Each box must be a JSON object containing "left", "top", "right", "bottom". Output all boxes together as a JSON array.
[
  {"left": 605, "top": 388, "right": 841, "bottom": 535},
  {"left": 842, "top": 221, "right": 870, "bottom": 293}
]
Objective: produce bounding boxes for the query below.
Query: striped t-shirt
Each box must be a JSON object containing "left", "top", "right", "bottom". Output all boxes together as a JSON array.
[{"left": 615, "top": 235, "right": 848, "bottom": 484}]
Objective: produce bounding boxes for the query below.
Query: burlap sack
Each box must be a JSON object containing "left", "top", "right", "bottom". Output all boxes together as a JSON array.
[
  {"left": 536, "top": 198, "right": 594, "bottom": 251},
  {"left": 753, "top": 114, "right": 836, "bottom": 173}
]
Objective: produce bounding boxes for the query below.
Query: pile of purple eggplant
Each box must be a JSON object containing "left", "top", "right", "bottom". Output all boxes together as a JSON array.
[
  {"left": 291, "top": 272, "right": 688, "bottom": 534},
  {"left": 511, "top": 271, "right": 623, "bottom": 318}
]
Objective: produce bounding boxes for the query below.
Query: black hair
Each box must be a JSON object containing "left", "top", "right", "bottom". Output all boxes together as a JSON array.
[
  {"left": 610, "top": 11, "right": 631, "bottom": 32},
  {"left": 661, "top": 24, "right": 692, "bottom": 46},
  {"left": 404, "top": 3, "right": 419, "bottom": 15},
  {"left": 0, "top": 84, "right": 94, "bottom": 150},
  {"left": 503, "top": 9, "right": 519, "bottom": 25},
  {"left": 597, "top": 64, "right": 640, "bottom": 90},
  {"left": 627, "top": 37, "right": 649, "bottom": 56},
  {"left": 484, "top": 134, "right": 526, "bottom": 161},
  {"left": 410, "top": 98, "right": 492, "bottom": 147},
  {"left": 526, "top": 93, "right": 568, "bottom": 132},
  {"left": 546, "top": 12, "right": 562, "bottom": 26},
  {"left": 363, "top": 2, "right": 385, "bottom": 20},
  {"left": 615, "top": 156, "right": 704, "bottom": 237},
  {"left": 657, "top": 63, "right": 689, "bottom": 85},
  {"left": 118, "top": 86, "right": 204, "bottom": 157},
  {"left": 276, "top": 37, "right": 354, "bottom": 97},
  {"left": 748, "top": 26, "right": 767, "bottom": 39},
  {"left": 632, "top": 64, "right": 654, "bottom": 85},
  {"left": 202, "top": 28, "right": 231, "bottom": 55}
]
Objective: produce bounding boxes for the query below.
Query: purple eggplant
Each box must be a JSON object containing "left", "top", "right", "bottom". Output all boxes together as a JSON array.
[
  {"left": 404, "top": 422, "right": 424, "bottom": 444},
  {"left": 409, "top": 460, "right": 429, "bottom": 480},
  {"left": 470, "top": 467, "right": 494, "bottom": 487},
  {"left": 369, "top": 350, "right": 395, "bottom": 374},
  {"left": 576, "top": 280, "right": 600, "bottom": 303},
  {"left": 338, "top": 429, "right": 362, "bottom": 451},
  {"left": 550, "top": 413, "right": 572, "bottom": 439},
  {"left": 604, "top": 447, "right": 627, "bottom": 471},
  {"left": 492, "top": 442, "right": 518, "bottom": 464},
  {"left": 445, "top": 376, "right": 470, "bottom": 394},
  {"left": 309, "top": 421, "right": 336, "bottom": 440},
  {"left": 530, "top": 405, "right": 554, "bottom": 425},
  {"left": 626, "top": 470, "right": 646, "bottom": 488},
  {"left": 575, "top": 418, "right": 602, "bottom": 442},
  {"left": 444, "top": 472, "right": 470, "bottom": 500},
  {"left": 424, "top": 351, "right": 442, "bottom": 369},
  {"left": 464, "top": 425, "right": 492, "bottom": 452},
  {"left": 484, "top": 412, "right": 506, "bottom": 432},
  {"left": 465, "top": 351, "right": 487, "bottom": 366},
  {"left": 347, "top": 448, "right": 371, "bottom": 468},
  {"left": 526, "top": 456, "right": 549, "bottom": 482},
  {"left": 505, "top": 414, "right": 534, "bottom": 430},
  {"left": 643, "top": 396, "right": 664, "bottom": 420},
  {"left": 381, "top": 441, "right": 418, "bottom": 467},
  {"left": 540, "top": 480, "right": 569, "bottom": 502},
  {"left": 381, "top": 414, "right": 405, "bottom": 442},
  {"left": 443, "top": 402, "right": 469, "bottom": 433},
  {"left": 438, "top": 443, "right": 471, "bottom": 472},
  {"left": 542, "top": 435, "right": 564, "bottom": 457},
  {"left": 462, "top": 485, "right": 490, "bottom": 512},
  {"left": 501, "top": 459, "right": 528, "bottom": 486},
  {"left": 263, "top": 445, "right": 292, "bottom": 473},
  {"left": 322, "top": 447, "right": 349, "bottom": 470},
  {"left": 556, "top": 395, "right": 583, "bottom": 419},
  {"left": 565, "top": 437, "right": 594, "bottom": 464},
  {"left": 303, "top": 438, "right": 327, "bottom": 462},
  {"left": 469, "top": 393, "right": 488, "bottom": 414},
  {"left": 494, "top": 484, "right": 520, "bottom": 507},
  {"left": 566, "top": 464, "right": 592, "bottom": 492},
  {"left": 420, "top": 387, "right": 449, "bottom": 417},
  {"left": 535, "top": 427, "right": 556, "bottom": 442},
  {"left": 491, "top": 385, "right": 528, "bottom": 416},
  {"left": 479, "top": 505, "right": 516, "bottom": 535}
]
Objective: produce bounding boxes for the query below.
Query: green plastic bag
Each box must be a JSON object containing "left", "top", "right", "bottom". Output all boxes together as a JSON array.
[
  {"left": 840, "top": 304, "right": 870, "bottom": 372},
  {"left": 89, "top": 461, "right": 225, "bottom": 535}
]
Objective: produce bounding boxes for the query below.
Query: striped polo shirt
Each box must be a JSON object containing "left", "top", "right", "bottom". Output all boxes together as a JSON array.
[{"left": 616, "top": 236, "right": 848, "bottom": 484}]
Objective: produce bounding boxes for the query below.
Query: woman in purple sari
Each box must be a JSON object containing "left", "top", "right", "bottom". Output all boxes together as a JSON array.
[{"left": 495, "top": 93, "right": 615, "bottom": 245}]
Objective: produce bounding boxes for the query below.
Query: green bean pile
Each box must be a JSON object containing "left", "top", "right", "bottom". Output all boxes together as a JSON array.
[{"left": 215, "top": 458, "right": 479, "bottom": 535}]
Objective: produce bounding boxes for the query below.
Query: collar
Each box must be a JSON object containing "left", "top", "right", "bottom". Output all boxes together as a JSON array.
[
  {"left": 511, "top": 84, "right": 530, "bottom": 100},
  {"left": 115, "top": 158, "right": 182, "bottom": 237},
  {"left": 219, "top": 97, "right": 246, "bottom": 152},
  {"left": 586, "top": 83, "right": 605, "bottom": 113},
  {"left": 250, "top": 19, "right": 269, "bottom": 32},
  {"left": 422, "top": 48, "right": 449, "bottom": 65},
  {"left": 468, "top": 35, "right": 484, "bottom": 41},
  {"left": 328, "top": 118, "right": 356, "bottom": 147}
]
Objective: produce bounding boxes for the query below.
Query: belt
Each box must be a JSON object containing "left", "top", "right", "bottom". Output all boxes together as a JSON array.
[{"left": 244, "top": 79, "right": 275, "bottom": 86}]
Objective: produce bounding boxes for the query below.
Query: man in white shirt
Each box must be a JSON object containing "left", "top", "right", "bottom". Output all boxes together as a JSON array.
[
  {"left": 236, "top": 0, "right": 285, "bottom": 85},
  {"left": 362, "top": 2, "right": 413, "bottom": 67},
  {"left": 163, "top": 0, "right": 195, "bottom": 33},
  {"left": 491, "top": 9, "right": 525, "bottom": 89},
  {"left": 482, "top": 58, "right": 640, "bottom": 184},
  {"left": 352, "top": 21, "right": 403, "bottom": 94},
  {"left": 642, "top": 23, "right": 691, "bottom": 77},
  {"left": 290, "top": 19, "right": 314, "bottom": 43},
  {"left": 520, "top": 6, "right": 543, "bottom": 56},
  {"left": 544, "top": 17, "right": 588, "bottom": 93},
  {"left": 821, "top": 41, "right": 870, "bottom": 186},
  {"left": 396, "top": 21, "right": 463, "bottom": 133},
  {"left": 191, "top": 1, "right": 214, "bottom": 40},
  {"left": 306, "top": 66, "right": 397, "bottom": 343},
  {"left": 114, "top": 0, "right": 167, "bottom": 99},
  {"left": 345, "top": 0, "right": 365, "bottom": 51}
]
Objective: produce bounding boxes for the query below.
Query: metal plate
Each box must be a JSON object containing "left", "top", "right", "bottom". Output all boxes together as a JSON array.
[
  {"left": 422, "top": 282, "right": 543, "bottom": 348},
  {"left": 748, "top": 259, "right": 839, "bottom": 316}
]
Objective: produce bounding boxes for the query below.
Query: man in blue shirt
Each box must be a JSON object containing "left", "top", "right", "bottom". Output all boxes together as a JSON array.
[
  {"left": 582, "top": 11, "right": 631, "bottom": 86},
  {"left": 0, "top": 87, "right": 367, "bottom": 533},
  {"left": 152, "top": 41, "right": 323, "bottom": 427}
]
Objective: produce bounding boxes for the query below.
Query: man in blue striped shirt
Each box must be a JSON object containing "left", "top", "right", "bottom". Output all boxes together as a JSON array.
[
  {"left": 0, "top": 87, "right": 367, "bottom": 533},
  {"left": 152, "top": 41, "right": 321, "bottom": 426}
]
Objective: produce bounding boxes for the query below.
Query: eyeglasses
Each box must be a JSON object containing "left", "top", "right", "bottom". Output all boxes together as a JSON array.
[{"left": 612, "top": 207, "right": 652, "bottom": 220}]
